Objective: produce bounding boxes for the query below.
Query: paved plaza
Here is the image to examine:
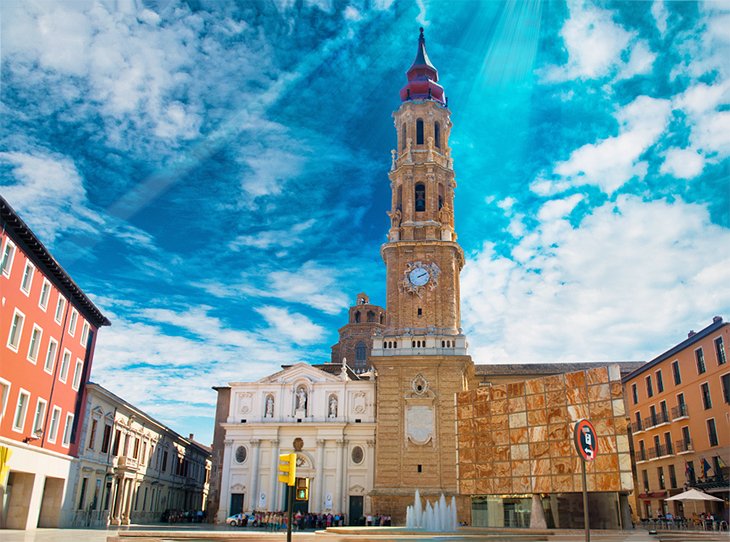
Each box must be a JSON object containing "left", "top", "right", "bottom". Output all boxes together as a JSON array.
[{"left": 0, "top": 525, "right": 728, "bottom": 542}]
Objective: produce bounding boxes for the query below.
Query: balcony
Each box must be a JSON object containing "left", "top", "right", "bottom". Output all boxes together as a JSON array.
[
  {"left": 113, "top": 456, "right": 138, "bottom": 471},
  {"left": 635, "top": 450, "right": 648, "bottom": 463},
  {"left": 643, "top": 411, "right": 670, "bottom": 430},
  {"left": 675, "top": 439, "right": 693, "bottom": 454},
  {"left": 647, "top": 444, "right": 672, "bottom": 460},
  {"left": 671, "top": 403, "right": 689, "bottom": 420}
]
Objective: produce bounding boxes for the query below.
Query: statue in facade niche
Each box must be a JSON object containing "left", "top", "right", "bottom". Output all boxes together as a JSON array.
[
  {"left": 328, "top": 395, "right": 338, "bottom": 418},
  {"left": 296, "top": 387, "right": 307, "bottom": 411},
  {"left": 265, "top": 395, "right": 274, "bottom": 418}
]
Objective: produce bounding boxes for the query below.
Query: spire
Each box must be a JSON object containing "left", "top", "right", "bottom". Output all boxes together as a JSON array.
[{"left": 400, "top": 27, "right": 446, "bottom": 105}]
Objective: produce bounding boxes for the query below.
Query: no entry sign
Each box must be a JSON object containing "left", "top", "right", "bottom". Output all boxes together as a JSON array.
[{"left": 574, "top": 419, "right": 598, "bottom": 462}]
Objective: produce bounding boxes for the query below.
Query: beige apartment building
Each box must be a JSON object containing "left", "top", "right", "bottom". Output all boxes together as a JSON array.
[{"left": 623, "top": 316, "right": 729, "bottom": 522}]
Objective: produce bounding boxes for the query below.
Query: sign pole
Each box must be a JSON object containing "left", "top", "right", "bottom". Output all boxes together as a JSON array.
[
  {"left": 287, "top": 483, "right": 294, "bottom": 542},
  {"left": 582, "top": 459, "right": 590, "bottom": 542},
  {"left": 574, "top": 419, "right": 597, "bottom": 542}
]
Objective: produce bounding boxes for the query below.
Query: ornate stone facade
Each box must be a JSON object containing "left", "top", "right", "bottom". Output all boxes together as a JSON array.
[{"left": 215, "top": 363, "right": 375, "bottom": 522}]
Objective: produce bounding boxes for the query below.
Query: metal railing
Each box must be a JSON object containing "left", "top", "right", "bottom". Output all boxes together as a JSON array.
[
  {"left": 676, "top": 439, "right": 693, "bottom": 453},
  {"left": 672, "top": 403, "right": 689, "bottom": 419}
]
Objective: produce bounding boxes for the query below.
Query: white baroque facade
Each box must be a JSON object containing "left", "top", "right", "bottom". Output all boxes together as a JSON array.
[
  {"left": 216, "top": 362, "right": 375, "bottom": 523},
  {"left": 62, "top": 383, "right": 211, "bottom": 527}
]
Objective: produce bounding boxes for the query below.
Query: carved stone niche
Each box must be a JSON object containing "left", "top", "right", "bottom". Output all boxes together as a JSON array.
[{"left": 405, "top": 373, "right": 436, "bottom": 447}]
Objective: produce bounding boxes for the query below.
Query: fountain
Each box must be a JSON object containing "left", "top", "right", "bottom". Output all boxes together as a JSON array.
[{"left": 405, "top": 489, "right": 458, "bottom": 531}]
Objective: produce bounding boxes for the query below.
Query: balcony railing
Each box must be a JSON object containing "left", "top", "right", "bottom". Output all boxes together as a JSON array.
[
  {"left": 675, "top": 439, "right": 693, "bottom": 453},
  {"left": 643, "top": 410, "right": 670, "bottom": 430},
  {"left": 635, "top": 450, "right": 648, "bottom": 463},
  {"left": 114, "top": 456, "right": 139, "bottom": 470},
  {"left": 648, "top": 444, "right": 670, "bottom": 459},
  {"left": 671, "top": 403, "right": 689, "bottom": 419}
]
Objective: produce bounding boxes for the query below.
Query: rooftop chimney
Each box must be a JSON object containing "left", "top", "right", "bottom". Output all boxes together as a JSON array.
[
  {"left": 713, "top": 315, "right": 723, "bottom": 323},
  {"left": 688, "top": 330, "right": 696, "bottom": 338},
  {"left": 189, "top": 433, "right": 194, "bottom": 440}
]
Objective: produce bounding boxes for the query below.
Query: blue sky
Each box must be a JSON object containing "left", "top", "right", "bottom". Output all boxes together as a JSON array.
[{"left": 2, "top": 0, "right": 729, "bottom": 445}]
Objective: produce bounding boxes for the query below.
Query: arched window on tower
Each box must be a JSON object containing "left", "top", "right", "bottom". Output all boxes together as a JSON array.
[
  {"left": 354, "top": 311, "right": 361, "bottom": 323},
  {"left": 355, "top": 341, "right": 367, "bottom": 370},
  {"left": 380, "top": 313, "right": 385, "bottom": 324},
  {"left": 401, "top": 123, "right": 407, "bottom": 151},
  {"left": 367, "top": 311, "right": 375, "bottom": 323},
  {"left": 415, "top": 183, "right": 426, "bottom": 212},
  {"left": 438, "top": 183, "right": 444, "bottom": 210},
  {"left": 434, "top": 122, "right": 441, "bottom": 148},
  {"left": 416, "top": 119, "right": 424, "bottom": 145},
  {"left": 396, "top": 185, "right": 403, "bottom": 211}
]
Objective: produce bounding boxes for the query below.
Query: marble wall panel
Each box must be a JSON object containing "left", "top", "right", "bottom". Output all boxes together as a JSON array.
[
  {"left": 588, "top": 383, "right": 611, "bottom": 402},
  {"left": 544, "top": 375, "right": 564, "bottom": 391},
  {"left": 491, "top": 400, "right": 508, "bottom": 415},
  {"left": 509, "top": 412, "right": 527, "bottom": 428},
  {"left": 554, "top": 474, "right": 575, "bottom": 492},
  {"left": 492, "top": 385, "right": 508, "bottom": 400},
  {"left": 507, "top": 382, "right": 526, "bottom": 396},
  {"left": 528, "top": 425, "right": 547, "bottom": 442},
  {"left": 509, "top": 427, "right": 528, "bottom": 445},
  {"left": 566, "top": 386, "right": 587, "bottom": 406},
  {"left": 475, "top": 401, "right": 490, "bottom": 417},
  {"left": 567, "top": 403, "right": 589, "bottom": 420},
  {"left": 459, "top": 447, "right": 475, "bottom": 463},
  {"left": 460, "top": 462, "right": 476, "bottom": 479},
  {"left": 493, "top": 446, "right": 510, "bottom": 462},
  {"left": 511, "top": 444, "right": 529, "bottom": 460},
  {"left": 586, "top": 366, "right": 609, "bottom": 385},
  {"left": 493, "top": 429, "right": 510, "bottom": 445},
  {"left": 527, "top": 394, "right": 546, "bottom": 410},
  {"left": 589, "top": 400, "right": 613, "bottom": 420},
  {"left": 525, "top": 379, "right": 544, "bottom": 395},
  {"left": 565, "top": 371, "right": 586, "bottom": 389},
  {"left": 610, "top": 381, "right": 623, "bottom": 398},
  {"left": 513, "top": 476, "right": 531, "bottom": 493},
  {"left": 528, "top": 409, "right": 548, "bottom": 425},
  {"left": 530, "top": 441, "right": 550, "bottom": 459},
  {"left": 551, "top": 456, "right": 575, "bottom": 476},
  {"left": 456, "top": 366, "right": 629, "bottom": 497},
  {"left": 508, "top": 396, "right": 526, "bottom": 413},
  {"left": 512, "top": 460, "right": 530, "bottom": 477}
]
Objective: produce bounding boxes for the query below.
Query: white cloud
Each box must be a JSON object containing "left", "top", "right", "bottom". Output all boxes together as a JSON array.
[
  {"left": 1, "top": 1, "right": 204, "bottom": 143},
  {"left": 542, "top": 1, "right": 653, "bottom": 82},
  {"left": 462, "top": 196, "right": 730, "bottom": 363},
  {"left": 256, "top": 306, "right": 325, "bottom": 343},
  {"left": 229, "top": 219, "right": 315, "bottom": 251},
  {"left": 0, "top": 150, "right": 103, "bottom": 242},
  {"left": 651, "top": 0, "right": 668, "bottom": 36},
  {"left": 660, "top": 148, "right": 705, "bottom": 179},
  {"left": 547, "top": 96, "right": 671, "bottom": 194}
]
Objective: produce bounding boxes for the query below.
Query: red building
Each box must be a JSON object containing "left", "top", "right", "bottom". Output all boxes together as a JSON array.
[{"left": 0, "top": 195, "right": 110, "bottom": 529}]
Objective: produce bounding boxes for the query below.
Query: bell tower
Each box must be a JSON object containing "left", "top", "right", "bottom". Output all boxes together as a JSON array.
[{"left": 370, "top": 29, "right": 474, "bottom": 523}]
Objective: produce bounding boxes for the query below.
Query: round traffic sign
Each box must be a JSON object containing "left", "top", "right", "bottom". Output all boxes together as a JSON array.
[{"left": 574, "top": 419, "right": 598, "bottom": 461}]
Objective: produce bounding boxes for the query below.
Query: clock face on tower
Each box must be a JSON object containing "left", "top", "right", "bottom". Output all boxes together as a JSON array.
[
  {"left": 401, "top": 261, "right": 440, "bottom": 296},
  {"left": 408, "top": 267, "right": 430, "bottom": 286}
]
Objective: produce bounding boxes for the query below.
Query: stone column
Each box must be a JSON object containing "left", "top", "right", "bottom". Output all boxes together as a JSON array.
[
  {"left": 248, "top": 439, "right": 261, "bottom": 512},
  {"left": 216, "top": 440, "right": 234, "bottom": 522},
  {"left": 123, "top": 479, "right": 134, "bottom": 525},
  {"left": 269, "top": 439, "right": 280, "bottom": 510},
  {"left": 111, "top": 477, "right": 124, "bottom": 525},
  {"left": 364, "top": 440, "right": 375, "bottom": 515},
  {"left": 529, "top": 494, "right": 547, "bottom": 528},
  {"left": 340, "top": 439, "right": 350, "bottom": 517},
  {"left": 334, "top": 439, "right": 345, "bottom": 514},
  {"left": 315, "top": 439, "right": 325, "bottom": 513}
]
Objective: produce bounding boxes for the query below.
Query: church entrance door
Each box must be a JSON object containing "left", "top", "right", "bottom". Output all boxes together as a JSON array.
[
  {"left": 230, "top": 493, "right": 244, "bottom": 515},
  {"left": 348, "top": 496, "right": 363, "bottom": 525}
]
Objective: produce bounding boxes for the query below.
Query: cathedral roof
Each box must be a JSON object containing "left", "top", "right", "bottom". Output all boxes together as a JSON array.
[{"left": 399, "top": 28, "right": 446, "bottom": 105}]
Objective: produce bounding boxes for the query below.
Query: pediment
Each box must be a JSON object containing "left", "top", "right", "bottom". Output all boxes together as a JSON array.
[{"left": 258, "top": 362, "right": 343, "bottom": 385}]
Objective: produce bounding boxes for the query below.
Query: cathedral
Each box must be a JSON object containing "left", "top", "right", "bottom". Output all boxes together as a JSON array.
[{"left": 210, "top": 29, "right": 639, "bottom": 528}]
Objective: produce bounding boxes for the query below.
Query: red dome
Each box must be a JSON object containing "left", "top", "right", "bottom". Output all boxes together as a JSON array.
[{"left": 400, "top": 28, "right": 446, "bottom": 105}]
